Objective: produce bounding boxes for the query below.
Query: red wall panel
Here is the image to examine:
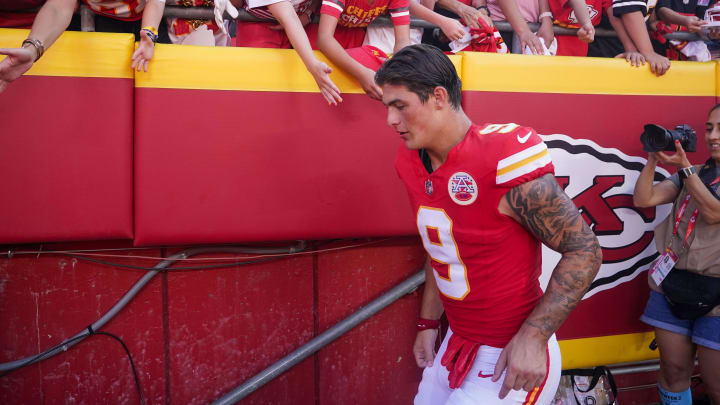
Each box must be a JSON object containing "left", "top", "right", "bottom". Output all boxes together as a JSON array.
[
  {"left": 134, "top": 89, "right": 415, "bottom": 246},
  {"left": 462, "top": 92, "right": 714, "bottom": 161},
  {"left": 163, "top": 250, "right": 315, "bottom": 404},
  {"left": 0, "top": 243, "right": 165, "bottom": 404},
  {"left": 315, "top": 238, "right": 426, "bottom": 405},
  {"left": 0, "top": 76, "right": 134, "bottom": 244}
]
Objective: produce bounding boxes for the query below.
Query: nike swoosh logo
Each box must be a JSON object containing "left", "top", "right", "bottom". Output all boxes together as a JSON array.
[
  {"left": 517, "top": 131, "right": 532, "bottom": 144},
  {"left": 478, "top": 372, "right": 494, "bottom": 378}
]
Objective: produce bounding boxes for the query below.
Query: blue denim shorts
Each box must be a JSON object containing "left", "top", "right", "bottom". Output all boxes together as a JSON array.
[{"left": 640, "top": 290, "right": 720, "bottom": 351}]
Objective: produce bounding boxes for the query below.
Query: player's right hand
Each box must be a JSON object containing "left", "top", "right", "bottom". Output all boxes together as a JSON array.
[
  {"left": 309, "top": 60, "right": 343, "bottom": 106},
  {"left": 413, "top": 329, "right": 438, "bottom": 368}
]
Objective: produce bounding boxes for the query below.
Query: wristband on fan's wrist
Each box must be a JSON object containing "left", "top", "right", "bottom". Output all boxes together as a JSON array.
[
  {"left": 538, "top": 11, "right": 553, "bottom": 21},
  {"left": 476, "top": 5, "right": 490, "bottom": 16},
  {"left": 140, "top": 27, "right": 159, "bottom": 43},
  {"left": 417, "top": 318, "right": 440, "bottom": 331}
]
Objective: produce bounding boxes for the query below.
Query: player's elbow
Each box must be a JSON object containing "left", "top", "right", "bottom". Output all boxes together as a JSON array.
[
  {"left": 564, "top": 229, "right": 602, "bottom": 279},
  {"left": 587, "top": 237, "right": 603, "bottom": 274}
]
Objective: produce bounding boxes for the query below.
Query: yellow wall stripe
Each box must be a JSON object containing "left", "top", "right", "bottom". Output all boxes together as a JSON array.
[
  {"left": 462, "top": 52, "right": 715, "bottom": 97},
  {"left": 0, "top": 29, "right": 133, "bottom": 79},
  {"left": 135, "top": 45, "right": 462, "bottom": 93},
  {"left": 558, "top": 332, "right": 658, "bottom": 369}
]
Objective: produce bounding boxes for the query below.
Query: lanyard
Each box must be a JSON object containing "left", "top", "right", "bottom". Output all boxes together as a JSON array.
[{"left": 672, "top": 175, "right": 720, "bottom": 248}]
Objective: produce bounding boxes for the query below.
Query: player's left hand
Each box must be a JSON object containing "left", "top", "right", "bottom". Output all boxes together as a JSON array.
[
  {"left": 413, "top": 329, "right": 439, "bottom": 367},
  {"left": 492, "top": 327, "right": 548, "bottom": 399},
  {"left": 577, "top": 22, "right": 595, "bottom": 43},
  {"left": 654, "top": 140, "right": 692, "bottom": 169}
]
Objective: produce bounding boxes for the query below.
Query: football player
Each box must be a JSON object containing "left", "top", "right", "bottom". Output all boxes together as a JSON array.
[{"left": 375, "top": 44, "right": 602, "bottom": 405}]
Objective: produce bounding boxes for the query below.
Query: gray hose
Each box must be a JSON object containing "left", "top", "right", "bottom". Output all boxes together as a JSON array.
[
  {"left": 0, "top": 242, "right": 305, "bottom": 372},
  {"left": 212, "top": 269, "right": 425, "bottom": 405}
]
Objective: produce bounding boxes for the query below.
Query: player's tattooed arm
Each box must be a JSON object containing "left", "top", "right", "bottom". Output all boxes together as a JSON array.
[{"left": 503, "top": 173, "right": 602, "bottom": 339}]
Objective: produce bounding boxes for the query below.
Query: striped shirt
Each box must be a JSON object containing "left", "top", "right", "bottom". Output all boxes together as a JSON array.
[
  {"left": 82, "top": 0, "right": 146, "bottom": 21},
  {"left": 612, "top": 0, "right": 657, "bottom": 17},
  {"left": 244, "top": 0, "right": 313, "bottom": 21}
]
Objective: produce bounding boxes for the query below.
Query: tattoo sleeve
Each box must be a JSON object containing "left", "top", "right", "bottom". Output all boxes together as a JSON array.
[{"left": 505, "top": 173, "right": 602, "bottom": 339}]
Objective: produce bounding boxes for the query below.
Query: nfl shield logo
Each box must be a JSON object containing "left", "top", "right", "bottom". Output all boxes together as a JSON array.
[{"left": 425, "top": 179, "right": 433, "bottom": 195}]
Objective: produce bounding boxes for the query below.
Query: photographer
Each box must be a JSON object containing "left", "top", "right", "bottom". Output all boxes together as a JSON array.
[{"left": 633, "top": 104, "right": 720, "bottom": 405}]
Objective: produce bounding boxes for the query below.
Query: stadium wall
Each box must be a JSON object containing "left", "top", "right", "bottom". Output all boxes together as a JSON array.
[{"left": 0, "top": 28, "right": 716, "bottom": 404}]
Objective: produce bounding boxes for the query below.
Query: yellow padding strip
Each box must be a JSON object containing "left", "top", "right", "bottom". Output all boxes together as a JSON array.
[
  {"left": 135, "top": 44, "right": 463, "bottom": 92},
  {"left": 0, "top": 29, "right": 133, "bottom": 79},
  {"left": 558, "top": 332, "right": 658, "bottom": 369},
  {"left": 462, "top": 52, "right": 715, "bottom": 97}
]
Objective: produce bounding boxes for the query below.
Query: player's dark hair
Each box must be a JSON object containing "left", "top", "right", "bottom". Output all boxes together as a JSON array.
[
  {"left": 375, "top": 44, "right": 462, "bottom": 110},
  {"left": 710, "top": 103, "right": 720, "bottom": 115}
]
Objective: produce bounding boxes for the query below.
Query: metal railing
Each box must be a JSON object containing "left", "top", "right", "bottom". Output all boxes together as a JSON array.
[{"left": 71, "top": 4, "right": 701, "bottom": 41}]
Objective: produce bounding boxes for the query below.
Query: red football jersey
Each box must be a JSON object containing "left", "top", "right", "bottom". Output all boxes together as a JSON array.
[
  {"left": 82, "top": 0, "right": 145, "bottom": 21},
  {"left": 550, "top": 0, "right": 611, "bottom": 56},
  {"left": 321, "top": 0, "right": 410, "bottom": 28},
  {"left": 395, "top": 123, "right": 555, "bottom": 347}
]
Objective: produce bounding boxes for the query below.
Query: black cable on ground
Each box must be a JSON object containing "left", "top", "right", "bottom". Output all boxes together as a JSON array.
[
  {"left": 89, "top": 329, "right": 146, "bottom": 405},
  {"left": 1, "top": 328, "right": 146, "bottom": 405}
]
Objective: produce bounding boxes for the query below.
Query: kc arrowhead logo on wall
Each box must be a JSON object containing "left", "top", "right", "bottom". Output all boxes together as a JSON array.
[{"left": 539, "top": 134, "right": 672, "bottom": 298}]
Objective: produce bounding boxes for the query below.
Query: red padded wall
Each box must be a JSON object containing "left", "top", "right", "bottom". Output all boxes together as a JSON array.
[
  {"left": 134, "top": 90, "right": 415, "bottom": 246},
  {"left": 0, "top": 76, "right": 134, "bottom": 244}
]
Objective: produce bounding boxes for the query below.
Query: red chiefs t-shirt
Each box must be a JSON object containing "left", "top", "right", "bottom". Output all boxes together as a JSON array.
[
  {"left": 395, "top": 123, "right": 555, "bottom": 347},
  {"left": 82, "top": 0, "right": 145, "bottom": 21},
  {"left": 321, "top": 0, "right": 410, "bottom": 28},
  {"left": 550, "top": 0, "right": 611, "bottom": 56}
]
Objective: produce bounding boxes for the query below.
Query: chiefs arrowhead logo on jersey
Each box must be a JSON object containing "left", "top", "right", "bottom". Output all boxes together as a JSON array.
[
  {"left": 448, "top": 172, "right": 478, "bottom": 205},
  {"left": 540, "top": 134, "right": 672, "bottom": 298},
  {"left": 569, "top": 5, "right": 599, "bottom": 24}
]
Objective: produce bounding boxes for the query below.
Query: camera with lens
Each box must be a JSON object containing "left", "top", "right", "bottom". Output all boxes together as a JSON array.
[{"left": 641, "top": 124, "right": 696, "bottom": 152}]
